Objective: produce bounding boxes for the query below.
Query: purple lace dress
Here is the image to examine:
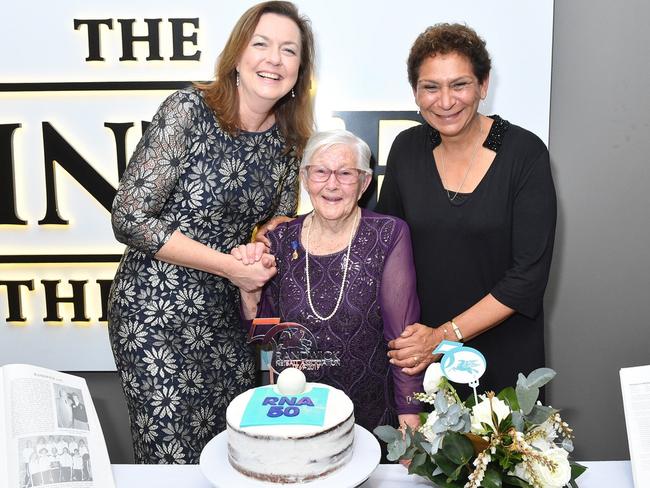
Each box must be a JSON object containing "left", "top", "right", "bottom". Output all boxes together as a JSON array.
[{"left": 253, "top": 209, "right": 423, "bottom": 431}]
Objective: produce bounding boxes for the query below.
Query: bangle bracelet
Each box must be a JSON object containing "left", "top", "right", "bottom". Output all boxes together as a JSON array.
[{"left": 450, "top": 319, "right": 463, "bottom": 341}]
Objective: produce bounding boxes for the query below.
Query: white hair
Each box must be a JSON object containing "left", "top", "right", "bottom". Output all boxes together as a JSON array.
[{"left": 300, "top": 129, "right": 373, "bottom": 174}]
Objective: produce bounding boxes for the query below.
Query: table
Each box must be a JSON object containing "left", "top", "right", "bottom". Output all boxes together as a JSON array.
[{"left": 112, "top": 461, "right": 633, "bottom": 487}]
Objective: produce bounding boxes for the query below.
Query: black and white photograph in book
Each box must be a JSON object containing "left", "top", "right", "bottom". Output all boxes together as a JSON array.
[
  {"left": 53, "top": 384, "right": 88, "bottom": 431},
  {"left": 18, "top": 435, "right": 93, "bottom": 487}
]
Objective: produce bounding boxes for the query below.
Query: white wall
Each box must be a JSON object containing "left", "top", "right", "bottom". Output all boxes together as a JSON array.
[{"left": 0, "top": 0, "right": 553, "bottom": 370}]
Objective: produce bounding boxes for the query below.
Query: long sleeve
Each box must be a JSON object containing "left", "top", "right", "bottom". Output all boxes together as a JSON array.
[
  {"left": 111, "top": 90, "right": 192, "bottom": 256},
  {"left": 273, "top": 153, "right": 300, "bottom": 218},
  {"left": 490, "top": 149, "right": 557, "bottom": 319},
  {"left": 379, "top": 219, "right": 423, "bottom": 414}
]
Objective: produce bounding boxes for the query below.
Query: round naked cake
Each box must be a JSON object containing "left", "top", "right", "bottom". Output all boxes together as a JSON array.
[{"left": 226, "top": 379, "right": 355, "bottom": 483}]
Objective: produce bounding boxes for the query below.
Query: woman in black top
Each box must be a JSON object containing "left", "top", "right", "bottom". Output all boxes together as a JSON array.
[{"left": 377, "top": 23, "right": 556, "bottom": 395}]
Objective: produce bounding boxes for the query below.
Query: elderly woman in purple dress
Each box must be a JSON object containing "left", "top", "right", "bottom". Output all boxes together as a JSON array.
[{"left": 232, "top": 129, "right": 423, "bottom": 433}]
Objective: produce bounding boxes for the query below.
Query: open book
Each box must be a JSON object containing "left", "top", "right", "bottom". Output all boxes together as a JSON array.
[
  {"left": 0, "top": 364, "right": 115, "bottom": 488},
  {"left": 620, "top": 364, "right": 650, "bottom": 488}
]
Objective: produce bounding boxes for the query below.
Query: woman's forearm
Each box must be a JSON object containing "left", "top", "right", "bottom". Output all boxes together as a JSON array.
[
  {"left": 240, "top": 290, "right": 262, "bottom": 320},
  {"left": 155, "top": 230, "right": 233, "bottom": 277},
  {"left": 441, "top": 293, "right": 514, "bottom": 343},
  {"left": 155, "top": 230, "right": 276, "bottom": 292}
]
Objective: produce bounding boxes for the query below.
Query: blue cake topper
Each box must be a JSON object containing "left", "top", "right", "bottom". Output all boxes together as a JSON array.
[
  {"left": 240, "top": 386, "right": 330, "bottom": 427},
  {"left": 434, "top": 339, "right": 487, "bottom": 403}
]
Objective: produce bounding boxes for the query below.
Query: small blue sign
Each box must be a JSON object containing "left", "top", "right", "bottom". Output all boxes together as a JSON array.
[
  {"left": 434, "top": 340, "right": 464, "bottom": 354},
  {"left": 240, "top": 386, "right": 330, "bottom": 427},
  {"left": 434, "top": 340, "right": 487, "bottom": 385}
]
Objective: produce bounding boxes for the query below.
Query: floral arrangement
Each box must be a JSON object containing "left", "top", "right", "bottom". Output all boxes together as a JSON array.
[{"left": 374, "top": 365, "right": 586, "bottom": 488}]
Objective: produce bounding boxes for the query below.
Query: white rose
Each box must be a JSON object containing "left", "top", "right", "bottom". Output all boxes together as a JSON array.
[
  {"left": 470, "top": 395, "right": 511, "bottom": 434},
  {"left": 536, "top": 448, "right": 572, "bottom": 488},
  {"left": 419, "top": 410, "right": 442, "bottom": 452},
  {"left": 512, "top": 448, "right": 571, "bottom": 488},
  {"left": 423, "top": 363, "right": 445, "bottom": 395},
  {"left": 530, "top": 419, "right": 558, "bottom": 451}
]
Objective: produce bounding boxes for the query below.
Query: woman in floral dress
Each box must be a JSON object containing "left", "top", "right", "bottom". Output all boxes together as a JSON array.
[{"left": 107, "top": 1, "right": 315, "bottom": 463}]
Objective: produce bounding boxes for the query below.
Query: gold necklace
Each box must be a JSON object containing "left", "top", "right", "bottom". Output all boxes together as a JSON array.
[{"left": 438, "top": 122, "right": 484, "bottom": 201}]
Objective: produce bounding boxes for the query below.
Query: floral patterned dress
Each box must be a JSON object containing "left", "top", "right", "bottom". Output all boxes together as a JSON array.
[{"left": 107, "top": 87, "right": 299, "bottom": 464}]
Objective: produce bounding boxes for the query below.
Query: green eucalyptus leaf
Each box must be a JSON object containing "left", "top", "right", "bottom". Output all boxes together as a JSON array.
[
  {"left": 404, "top": 445, "right": 419, "bottom": 459},
  {"left": 516, "top": 373, "right": 527, "bottom": 388},
  {"left": 432, "top": 451, "right": 460, "bottom": 478},
  {"left": 441, "top": 431, "right": 474, "bottom": 465},
  {"left": 525, "top": 404, "right": 555, "bottom": 424},
  {"left": 525, "top": 368, "right": 556, "bottom": 388},
  {"left": 450, "top": 463, "right": 466, "bottom": 481},
  {"left": 571, "top": 462, "right": 588, "bottom": 479},
  {"left": 481, "top": 466, "right": 503, "bottom": 488},
  {"left": 497, "top": 386, "right": 520, "bottom": 410},
  {"left": 420, "top": 411, "right": 430, "bottom": 425},
  {"left": 502, "top": 475, "right": 533, "bottom": 487},
  {"left": 409, "top": 452, "right": 427, "bottom": 471},
  {"left": 515, "top": 384, "right": 538, "bottom": 415},
  {"left": 386, "top": 439, "right": 406, "bottom": 461},
  {"left": 411, "top": 454, "right": 437, "bottom": 479},
  {"left": 435, "top": 390, "right": 450, "bottom": 413},
  {"left": 373, "top": 425, "right": 401, "bottom": 443},
  {"left": 420, "top": 440, "right": 433, "bottom": 454},
  {"left": 404, "top": 428, "right": 412, "bottom": 448},
  {"left": 511, "top": 411, "right": 525, "bottom": 432}
]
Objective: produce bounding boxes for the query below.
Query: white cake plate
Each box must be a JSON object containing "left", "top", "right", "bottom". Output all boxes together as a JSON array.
[{"left": 199, "top": 424, "right": 380, "bottom": 488}]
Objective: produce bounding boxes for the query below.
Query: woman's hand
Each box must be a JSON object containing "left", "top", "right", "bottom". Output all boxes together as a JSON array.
[
  {"left": 398, "top": 413, "right": 421, "bottom": 431},
  {"left": 254, "top": 215, "right": 294, "bottom": 249},
  {"left": 225, "top": 255, "right": 276, "bottom": 292},
  {"left": 231, "top": 242, "right": 275, "bottom": 267},
  {"left": 388, "top": 323, "right": 444, "bottom": 375},
  {"left": 398, "top": 414, "right": 421, "bottom": 467}
]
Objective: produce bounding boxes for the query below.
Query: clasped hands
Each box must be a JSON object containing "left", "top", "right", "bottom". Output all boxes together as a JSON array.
[
  {"left": 227, "top": 216, "right": 291, "bottom": 292},
  {"left": 387, "top": 323, "right": 446, "bottom": 375},
  {"left": 229, "top": 242, "right": 276, "bottom": 292}
]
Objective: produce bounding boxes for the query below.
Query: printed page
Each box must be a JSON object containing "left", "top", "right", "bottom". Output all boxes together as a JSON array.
[
  {"left": 1, "top": 366, "right": 8, "bottom": 485},
  {"left": 620, "top": 365, "right": 650, "bottom": 488},
  {"left": 2, "top": 363, "right": 115, "bottom": 488}
]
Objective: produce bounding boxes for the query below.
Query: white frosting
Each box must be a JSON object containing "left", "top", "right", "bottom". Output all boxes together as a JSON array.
[
  {"left": 276, "top": 367, "right": 307, "bottom": 395},
  {"left": 226, "top": 382, "right": 355, "bottom": 483}
]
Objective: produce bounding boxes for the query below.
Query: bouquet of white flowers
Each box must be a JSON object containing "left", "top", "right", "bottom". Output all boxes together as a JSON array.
[{"left": 374, "top": 365, "right": 586, "bottom": 488}]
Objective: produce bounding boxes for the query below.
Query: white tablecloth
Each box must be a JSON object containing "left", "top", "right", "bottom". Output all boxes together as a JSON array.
[{"left": 112, "top": 461, "right": 633, "bottom": 487}]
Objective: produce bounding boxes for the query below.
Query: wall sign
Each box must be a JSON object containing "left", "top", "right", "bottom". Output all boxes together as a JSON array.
[{"left": 0, "top": 0, "right": 553, "bottom": 370}]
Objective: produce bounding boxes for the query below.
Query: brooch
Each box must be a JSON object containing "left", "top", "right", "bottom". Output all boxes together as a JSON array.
[{"left": 291, "top": 240, "right": 299, "bottom": 260}]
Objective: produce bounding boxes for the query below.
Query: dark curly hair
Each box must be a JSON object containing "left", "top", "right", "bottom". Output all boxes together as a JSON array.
[{"left": 407, "top": 23, "right": 491, "bottom": 89}]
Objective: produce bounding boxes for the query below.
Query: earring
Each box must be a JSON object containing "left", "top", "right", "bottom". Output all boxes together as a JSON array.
[
  {"left": 236, "top": 72, "right": 240, "bottom": 87},
  {"left": 291, "top": 88, "right": 295, "bottom": 98},
  {"left": 416, "top": 109, "right": 420, "bottom": 115}
]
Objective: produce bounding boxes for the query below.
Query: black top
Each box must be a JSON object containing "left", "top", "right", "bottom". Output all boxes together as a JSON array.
[{"left": 376, "top": 116, "right": 557, "bottom": 395}]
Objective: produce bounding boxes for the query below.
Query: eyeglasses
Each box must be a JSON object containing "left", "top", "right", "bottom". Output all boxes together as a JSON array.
[{"left": 304, "top": 165, "right": 366, "bottom": 185}]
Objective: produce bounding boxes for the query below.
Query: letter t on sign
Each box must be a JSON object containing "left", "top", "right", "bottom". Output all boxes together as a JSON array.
[{"left": 73, "top": 19, "right": 114, "bottom": 61}]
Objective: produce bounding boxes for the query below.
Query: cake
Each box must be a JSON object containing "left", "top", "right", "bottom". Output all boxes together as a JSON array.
[{"left": 225, "top": 371, "right": 355, "bottom": 483}]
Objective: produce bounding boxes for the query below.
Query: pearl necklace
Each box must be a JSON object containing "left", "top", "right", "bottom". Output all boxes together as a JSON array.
[{"left": 304, "top": 209, "right": 359, "bottom": 321}]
